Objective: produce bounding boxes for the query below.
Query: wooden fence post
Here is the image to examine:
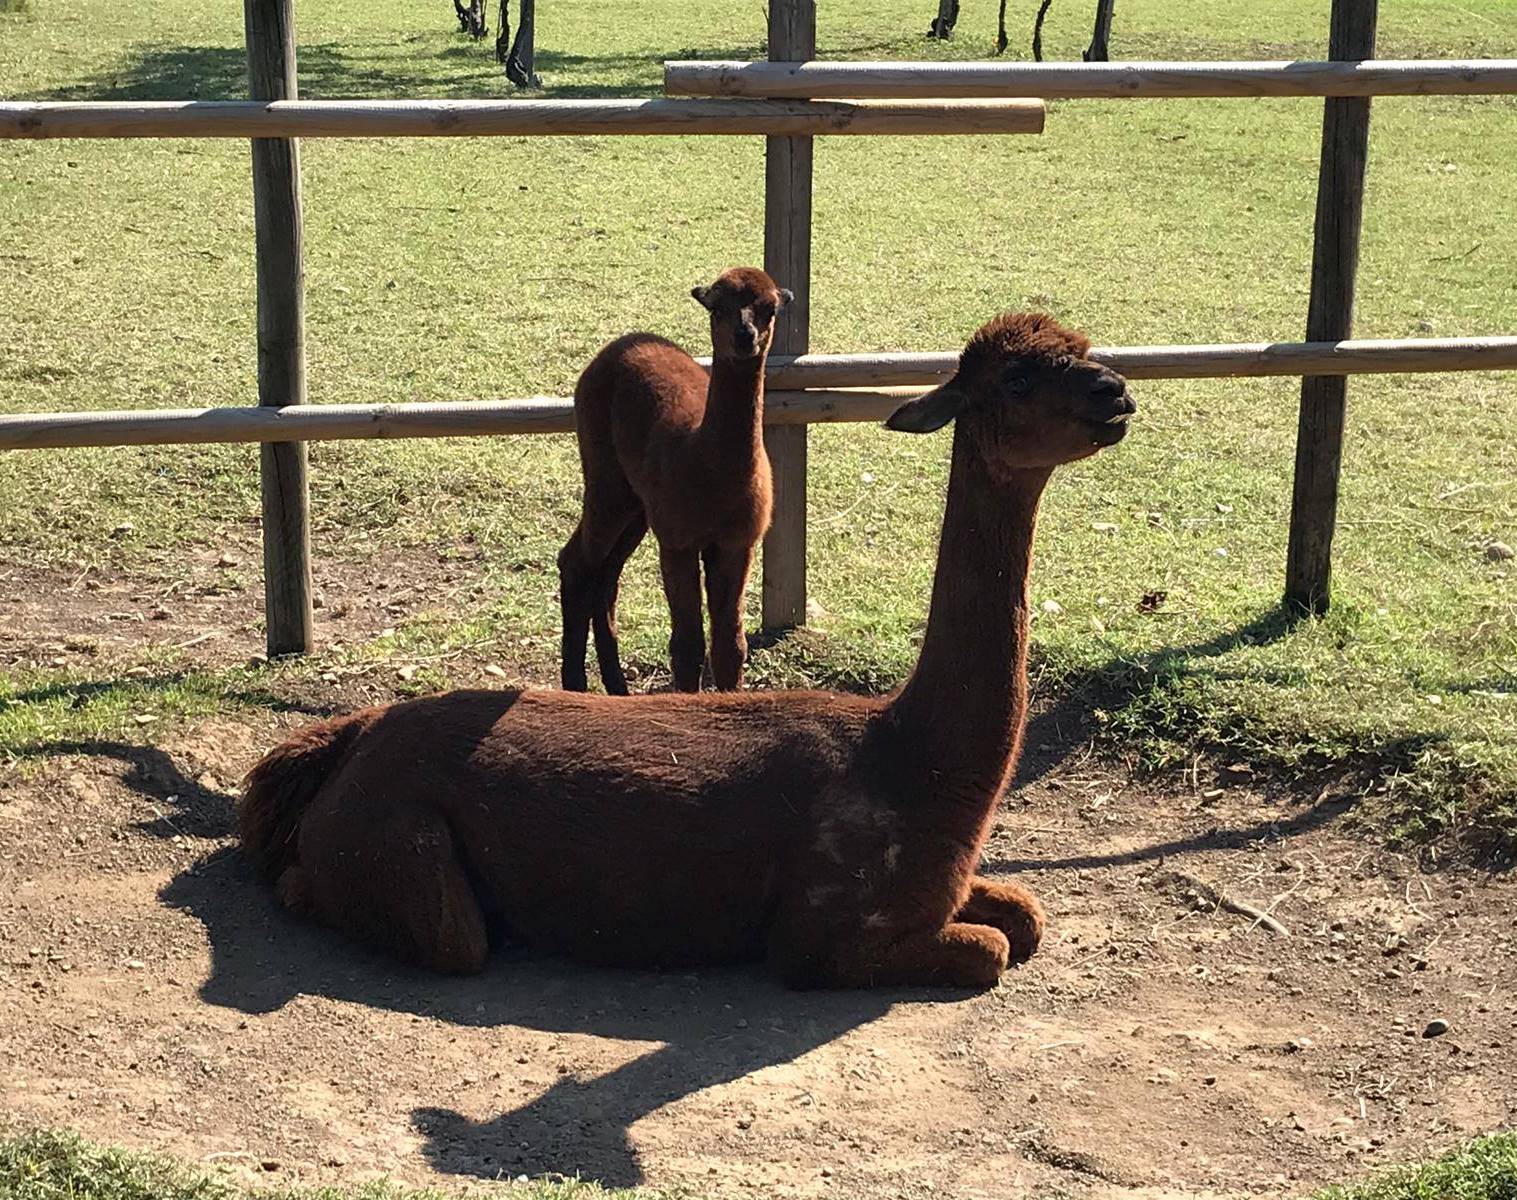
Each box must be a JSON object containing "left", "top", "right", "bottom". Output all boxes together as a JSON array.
[
  {"left": 1284, "top": 0, "right": 1378, "bottom": 614},
  {"left": 761, "top": 0, "right": 815, "bottom": 631},
  {"left": 245, "top": 0, "right": 313, "bottom": 656}
]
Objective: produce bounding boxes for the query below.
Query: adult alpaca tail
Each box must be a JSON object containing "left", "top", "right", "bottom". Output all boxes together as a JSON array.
[{"left": 238, "top": 709, "right": 372, "bottom": 880}]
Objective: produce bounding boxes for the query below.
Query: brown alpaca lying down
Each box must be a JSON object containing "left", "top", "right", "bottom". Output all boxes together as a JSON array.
[{"left": 239, "top": 312, "right": 1135, "bottom": 989}]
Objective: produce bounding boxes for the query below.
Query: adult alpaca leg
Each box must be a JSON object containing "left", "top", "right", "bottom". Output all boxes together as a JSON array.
[
  {"left": 956, "top": 877, "right": 1045, "bottom": 964},
  {"left": 781, "top": 923, "right": 1011, "bottom": 990},
  {"left": 660, "top": 545, "right": 705, "bottom": 692},
  {"left": 591, "top": 512, "right": 648, "bottom": 696},
  {"left": 702, "top": 542, "right": 755, "bottom": 691},
  {"left": 294, "top": 792, "right": 490, "bottom": 974}
]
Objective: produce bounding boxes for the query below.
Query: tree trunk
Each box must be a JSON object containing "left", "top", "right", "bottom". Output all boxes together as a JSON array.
[
  {"left": 495, "top": 0, "right": 510, "bottom": 63},
  {"left": 1083, "top": 0, "right": 1115, "bottom": 61},
  {"left": 503, "top": 0, "right": 539, "bottom": 87}
]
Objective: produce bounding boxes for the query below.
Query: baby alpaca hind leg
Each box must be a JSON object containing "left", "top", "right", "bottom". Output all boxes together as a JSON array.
[
  {"left": 590, "top": 513, "right": 648, "bottom": 696},
  {"left": 702, "top": 541, "right": 754, "bottom": 690},
  {"left": 559, "top": 487, "right": 638, "bottom": 692},
  {"left": 294, "top": 792, "right": 489, "bottom": 974},
  {"left": 558, "top": 524, "right": 597, "bottom": 692}
]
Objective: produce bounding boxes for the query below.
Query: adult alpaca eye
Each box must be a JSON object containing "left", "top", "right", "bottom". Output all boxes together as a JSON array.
[{"left": 1002, "top": 373, "right": 1031, "bottom": 396}]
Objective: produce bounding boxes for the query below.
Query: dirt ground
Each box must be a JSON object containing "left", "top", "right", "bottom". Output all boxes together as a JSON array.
[{"left": 2, "top": 559, "right": 1516, "bottom": 1199}]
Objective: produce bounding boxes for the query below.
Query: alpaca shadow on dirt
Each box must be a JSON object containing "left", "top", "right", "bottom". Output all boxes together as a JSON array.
[
  {"left": 984, "top": 788, "right": 1358, "bottom": 875},
  {"left": 41, "top": 737, "right": 240, "bottom": 839},
  {"left": 1012, "top": 602, "right": 1307, "bottom": 789},
  {"left": 160, "top": 849, "right": 925, "bottom": 1187},
  {"left": 33, "top": 679, "right": 334, "bottom": 840}
]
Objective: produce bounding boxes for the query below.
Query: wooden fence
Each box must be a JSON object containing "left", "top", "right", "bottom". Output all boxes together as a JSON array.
[{"left": 2, "top": 0, "right": 1514, "bottom": 653}]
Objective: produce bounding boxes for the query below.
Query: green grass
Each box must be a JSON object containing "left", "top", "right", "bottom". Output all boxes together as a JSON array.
[
  {"left": 1314, "top": 1134, "right": 1517, "bottom": 1200},
  {"left": 0, "top": 1130, "right": 675, "bottom": 1200},
  {"left": 1, "top": 0, "right": 1515, "bottom": 855},
  {"left": 5, "top": 1129, "right": 1515, "bottom": 1200}
]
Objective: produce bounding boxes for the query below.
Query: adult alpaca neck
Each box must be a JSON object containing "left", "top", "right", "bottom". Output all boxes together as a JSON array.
[
  {"left": 698, "top": 353, "right": 767, "bottom": 463},
  {"left": 889, "top": 422, "right": 1052, "bottom": 801}
]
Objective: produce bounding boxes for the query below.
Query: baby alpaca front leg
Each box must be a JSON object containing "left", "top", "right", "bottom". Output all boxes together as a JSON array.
[{"left": 659, "top": 544, "right": 706, "bottom": 691}]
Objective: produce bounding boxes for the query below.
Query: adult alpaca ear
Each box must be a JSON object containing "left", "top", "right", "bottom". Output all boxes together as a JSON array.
[
  {"left": 885, "top": 380, "right": 969, "bottom": 433},
  {"left": 691, "top": 285, "right": 715, "bottom": 310}
]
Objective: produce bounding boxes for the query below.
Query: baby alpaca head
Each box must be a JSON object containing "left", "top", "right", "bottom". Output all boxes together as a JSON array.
[
  {"left": 692, "top": 267, "right": 794, "bottom": 360},
  {"left": 886, "top": 312, "right": 1134, "bottom": 471}
]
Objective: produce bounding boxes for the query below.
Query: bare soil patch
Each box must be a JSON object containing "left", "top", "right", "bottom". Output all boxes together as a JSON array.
[
  {"left": 0, "top": 538, "right": 500, "bottom": 675},
  {"left": 2, "top": 704, "right": 1513, "bottom": 1199}
]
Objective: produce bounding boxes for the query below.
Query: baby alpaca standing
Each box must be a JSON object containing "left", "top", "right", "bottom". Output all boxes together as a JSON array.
[{"left": 560, "top": 267, "right": 792, "bottom": 693}]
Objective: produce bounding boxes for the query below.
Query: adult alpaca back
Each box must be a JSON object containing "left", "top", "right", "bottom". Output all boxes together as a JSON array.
[
  {"left": 559, "top": 267, "right": 793, "bottom": 694},
  {"left": 241, "top": 312, "right": 1135, "bottom": 989}
]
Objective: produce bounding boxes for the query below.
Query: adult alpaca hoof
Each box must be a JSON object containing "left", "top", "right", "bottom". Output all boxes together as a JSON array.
[
  {"left": 274, "top": 865, "right": 313, "bottom": 915},
  {"left": 958, "top": 879, "right": 1045, "bottom": 966}
]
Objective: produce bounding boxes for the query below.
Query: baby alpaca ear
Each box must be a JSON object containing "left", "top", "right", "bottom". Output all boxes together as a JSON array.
[
  {"left": 885, "top": 380, "right": 969, "bottom": 433},
  {"left": 691, "top": 285, "right": 715, "bottom": 310},
  {"left": 777, "top": 288, "right": 795, "bottom": 308}
]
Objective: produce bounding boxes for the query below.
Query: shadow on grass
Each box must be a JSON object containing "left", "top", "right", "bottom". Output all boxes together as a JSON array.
[
  {"left": 45, "top": 42, "right": 499, "bottom": 102},
  {"left": 8, "top": 670, "right": 332, "bottom": 718},
  {"left": 36, "top": 39, "right": 761, "bottom": 103},
  {"left": 159, "top": 847, "right": 926, "bottom": 1187},
  {"left": 1013, "top": 603, "right": 1308, "bottom": 786}
]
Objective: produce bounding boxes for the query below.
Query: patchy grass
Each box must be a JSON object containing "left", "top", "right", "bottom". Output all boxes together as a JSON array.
[
  {"left": 0, "top": 1129, "right": 675, "bottom": 1200},
  {"left": 4, "top": 1128, "right": 1515, "bottom": 1200},
  {"left": 1, "top": 0, "right": 1514, "bottom": 855},
  {"left": 1315, "top": 1133, "right": 1517, "bottom": 1200}
]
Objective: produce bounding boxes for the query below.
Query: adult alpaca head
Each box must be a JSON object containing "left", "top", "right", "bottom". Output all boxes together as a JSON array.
[{"left": 886, "top": 312, "right": 1133, "bottom": 467}]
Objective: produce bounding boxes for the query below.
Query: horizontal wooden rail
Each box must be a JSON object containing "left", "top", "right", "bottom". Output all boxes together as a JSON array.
[
  {"left": 755, "top": 334, "right": 1517, "bottom": 387},
  {"left": 0, "top": 392, "right": 922, "bottom": 449},
  {"left": 4, "top": 336, "right": 1514, "bottom": 451},
  {"left": 664, "top": 58, "right": 1517, "bottom": 100},
  {"left": 0, "top": 98, "right": 1045, "bottom": 140}
]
